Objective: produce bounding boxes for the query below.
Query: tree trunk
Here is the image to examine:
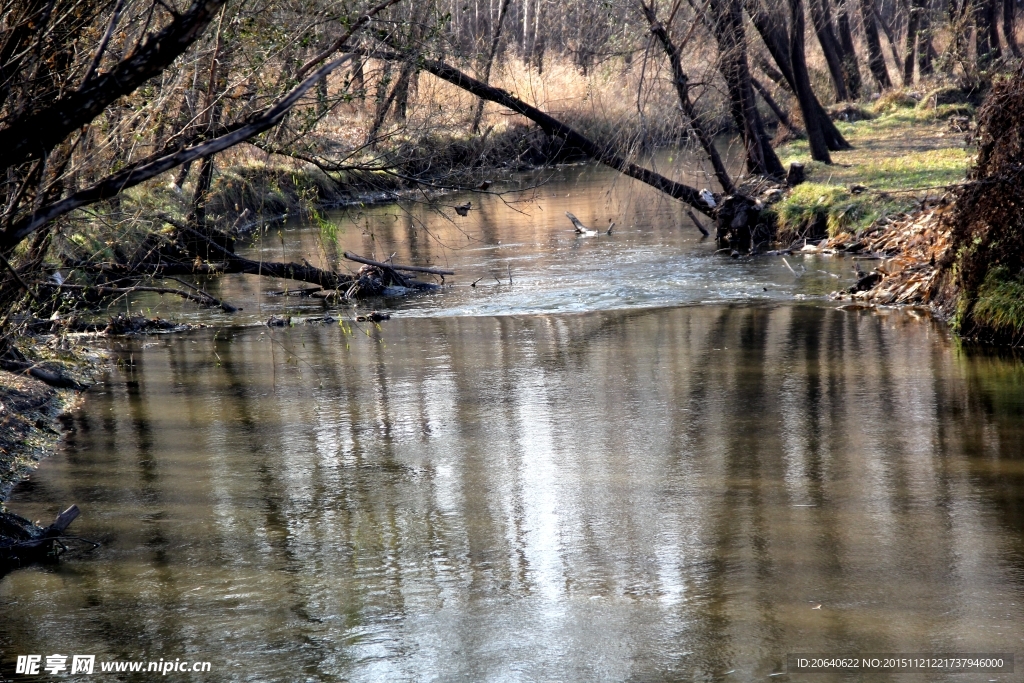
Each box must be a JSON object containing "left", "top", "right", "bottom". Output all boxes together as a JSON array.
[
  {"left": 808, "top": 0, "right": 852, "bottom": 100},
  {"left": 789, "top": 0, "right": 833, "bottom": 163},
  {"left": 755, "top": 54, "right": 792, "bottom": 91},
  {"left": 373, "top": 61, "right": 393, "bottom": 128},
  {"left": 699, "top": 0, "right": 785, "bottom": 177},
  {"left": 917, "top": 3, "right": 934, "bottom": 76},
  {"left": 903, "top": 0, "right": 920, "bottom": 83},
  {"left": 471, "top": 0, "right": 512, "bottom": 132},
  {"left": 393, "top": 69, "right": 412, "bottom": 121},
  {"left": 350, "top": 56, "right": 365, "bottom": 99},
  {"left": 316, "top": 76, "right": 328, "bottom": 116},
  {"left": 1005, "top": 0, "right": 1021, "bottom": 56},
  {"left": 836, "top": 0, "right": 863, "bottom": 97},
  {"left": 712, "top": 0, "right": 786, "bottom": 177},
  {"left": 977, "top": 0, "right": 1002, "bottom": 64},
  {"left": 640, "top": 1, "right": 736, "bottom": 193},
  {"left": 860, "top": 0, "right": 892, "bottom": 88},
  {"left": 752, "top": 75, "right": 802, "bottom": 134},
  {"left": 531, "top": 0, "right": 547, "bottom": 72},
  {"left": 874, "top": 2, "right": 907, "bottom": 84},
  {"left": 745, "top": 0, "right": 851, "bottom": 152},
  {"left": 989, "top": 0, "right": 1005, "bottom": 56}
]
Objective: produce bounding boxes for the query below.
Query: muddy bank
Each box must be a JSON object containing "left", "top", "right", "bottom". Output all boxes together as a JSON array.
[
  {"left": 1, "top": 358, "right": 91, "bottom": 570},
  {"left": 0, "top": 371, "right": 74, "bottom": 505},
  {"left": 198, "top": 123, "right": 590, "bottom": 232},
  {"left": 824, "top": 203, "right": 952, "bottom": 311}
]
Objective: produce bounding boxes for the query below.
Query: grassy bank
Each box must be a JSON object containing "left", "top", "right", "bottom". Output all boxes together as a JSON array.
[{"left": 770, "top": 89, "right": 975, "bottom": 241}]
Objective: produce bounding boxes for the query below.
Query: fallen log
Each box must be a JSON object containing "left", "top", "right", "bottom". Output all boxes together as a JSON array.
[
  {"left": 342, "top": 252, "right": 454, "bottom": 275},
  {"left": 0, "top": 505, "right": 87, "bottom": 571},
  {"left": 41, "top": 282, "right": 237, "bottom": 312}
]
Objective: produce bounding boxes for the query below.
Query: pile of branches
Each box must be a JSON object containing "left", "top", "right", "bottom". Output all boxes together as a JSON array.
[{"left": 827, "top": 204, "right": 953, "bottom": 305}]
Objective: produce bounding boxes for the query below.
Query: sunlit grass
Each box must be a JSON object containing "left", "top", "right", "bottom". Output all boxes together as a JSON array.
[{"left": 773, "top": 101, "right": 974, "bottom": 235}]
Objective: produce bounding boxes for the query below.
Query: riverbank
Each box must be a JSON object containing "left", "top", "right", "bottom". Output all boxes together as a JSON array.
[
  {"left": 770, "top": 86, "right": 976, "bottom": 241},
  {"left": 0, "top": 371, "right": 75, "bottom": 505},
  {"left": 782, "top": 73, "right": 1024, "bottom": 347}
]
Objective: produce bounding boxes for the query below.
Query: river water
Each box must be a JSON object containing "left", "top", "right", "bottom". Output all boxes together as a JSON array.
[{"left": 2, "top": 161, "right": 1024, "bottom": 682}]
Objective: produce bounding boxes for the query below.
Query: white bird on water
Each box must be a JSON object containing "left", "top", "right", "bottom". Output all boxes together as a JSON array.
[{"left": 565, "top": 211, "right": 598, "bottom": 236}]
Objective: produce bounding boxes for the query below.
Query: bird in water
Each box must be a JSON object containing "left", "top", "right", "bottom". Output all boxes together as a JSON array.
[
  {"left": 454, "top": 201, "right": 472, "bottom": 216},
  {"left": 565, "top": 211, "right": 598, "bottom": 236},
  {"left": 606, "top": 220, "right": 615, "bottom": 235}
]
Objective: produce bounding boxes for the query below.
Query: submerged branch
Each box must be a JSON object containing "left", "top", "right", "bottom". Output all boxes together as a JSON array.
[{"left": 343, "top": 252, "right": 454, "bottom": 275}]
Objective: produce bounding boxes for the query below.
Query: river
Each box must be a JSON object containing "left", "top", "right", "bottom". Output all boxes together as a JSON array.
[{"left": 1, "top": 161, "right": 1023, "bottom": 681}]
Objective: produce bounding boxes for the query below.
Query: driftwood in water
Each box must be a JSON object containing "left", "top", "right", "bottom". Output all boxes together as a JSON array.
[
  {"left": 329, "top": 252, "right": 446, "bottom": 299},
  {"left": 565, "top": 212, "right": 598, "bottom": 235},
  {"left": 0, "top": 505, "right": 87, "bottom": 570},
  {"left": 686, "top": 210, "right": 711, "bottom": 237},
  {"left": 342, "top": 252, "right": 454, "bottom": 275}
]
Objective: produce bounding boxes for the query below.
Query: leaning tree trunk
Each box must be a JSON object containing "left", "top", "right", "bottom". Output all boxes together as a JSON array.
[
  {"left": 752, "top": 75, "right": 802, "bottom": 134},
  {"left": 371, "top": 48, "right": 723, "bottom": 216},
  {"left": 745, "top": 0, "right": 851, "bottom": 153},
  {"left": 708, "top": 0, "right": 786, "bottom": 177},
  {"left": 789, "top": 0, "right": 833, "bottom": 163},
  {"left": 640, "top": 0, "right": 736, "bottom": 193},
  {"left": 860, "top": 0, "right": 892, "bottom": 88}
]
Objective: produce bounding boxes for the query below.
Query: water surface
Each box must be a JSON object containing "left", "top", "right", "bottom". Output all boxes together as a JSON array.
[{"left": 2, "top": 162, "right": 1024, "bottom": 682}]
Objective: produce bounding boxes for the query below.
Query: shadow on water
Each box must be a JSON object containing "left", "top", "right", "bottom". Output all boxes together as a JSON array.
[{"left": 1, "top": 304, "right": 1023, "bottom": 681}]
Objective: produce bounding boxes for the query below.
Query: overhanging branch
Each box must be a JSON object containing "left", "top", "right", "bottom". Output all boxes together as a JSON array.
[{"left": 1, "top": 56, "right": 354, "bottom": 250}]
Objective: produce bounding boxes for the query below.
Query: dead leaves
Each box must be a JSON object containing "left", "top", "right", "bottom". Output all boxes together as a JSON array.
[{"left": 828, "top": 205, "right": 953, "bottom": 306}]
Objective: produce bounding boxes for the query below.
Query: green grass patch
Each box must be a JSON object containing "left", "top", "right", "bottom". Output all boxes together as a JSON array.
[
  {"left": 970, "top": 267, "right": 1024, "bottom": 338},
  {"left": 772, "top": 182, "right": 907, "bottom": 238},
  {"left": 773, "top": 96, "right": 974, "bottom": 238}
]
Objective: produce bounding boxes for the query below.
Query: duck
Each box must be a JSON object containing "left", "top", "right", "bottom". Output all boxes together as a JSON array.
[{"left": 454, "top": 201, "right": 472, "bottom": 216}]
